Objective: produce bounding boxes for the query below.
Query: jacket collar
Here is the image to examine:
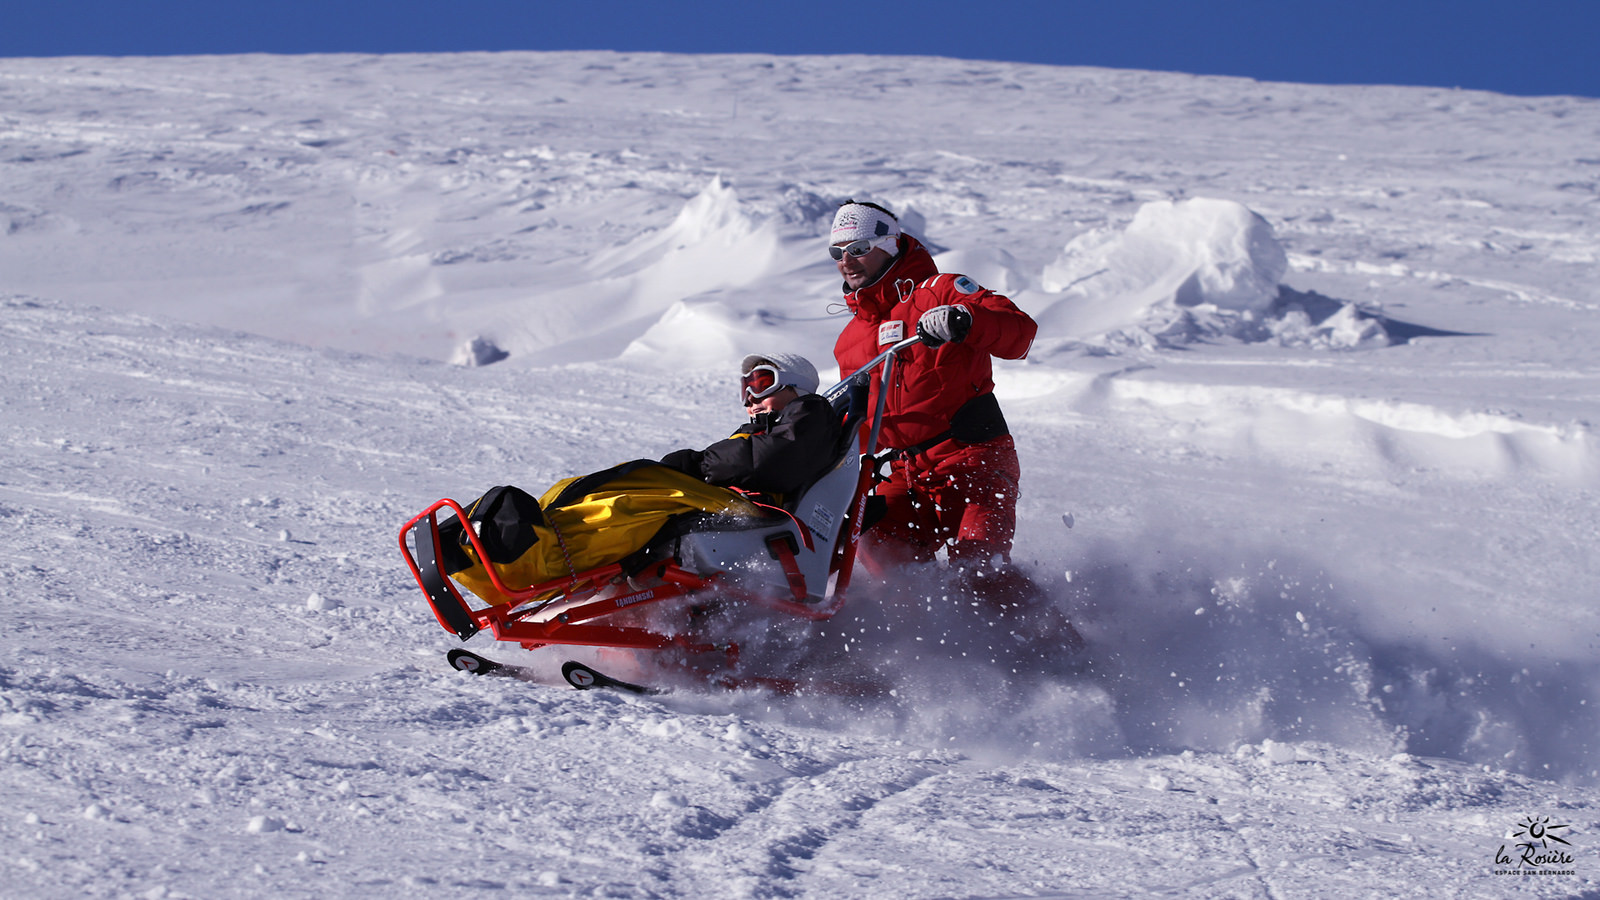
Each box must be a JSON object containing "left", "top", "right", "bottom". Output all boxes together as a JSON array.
[{"left": 843, "top": 234, "right": 937, "bottom": 319}]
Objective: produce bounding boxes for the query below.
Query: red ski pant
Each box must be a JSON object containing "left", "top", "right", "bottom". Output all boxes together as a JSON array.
[{"left": 860, "top": 435, "right": 1022, "bottom": 571}]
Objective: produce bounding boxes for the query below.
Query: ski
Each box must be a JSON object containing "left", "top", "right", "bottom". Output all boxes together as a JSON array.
[
  {"left": 447, "top": 648, "right": 534, "bottom": 680},
  {"left": 446, "top": 648, "right": 661, "bottom": 694},
  {"left": 446, "top": 649, "right": 893, "bottom": 697}
]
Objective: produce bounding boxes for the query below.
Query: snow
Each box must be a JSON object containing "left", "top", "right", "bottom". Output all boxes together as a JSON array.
[
  {"left": 2, "top": 50, "right": 1599, "bottom": 897},
  {"left": 1039, "top": 196, "right": 1289, "bottom": 337}
]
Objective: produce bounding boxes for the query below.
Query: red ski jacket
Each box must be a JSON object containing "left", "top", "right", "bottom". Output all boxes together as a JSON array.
[{"left": 833, "top": 234, "right": 1037, "bottom": 454}]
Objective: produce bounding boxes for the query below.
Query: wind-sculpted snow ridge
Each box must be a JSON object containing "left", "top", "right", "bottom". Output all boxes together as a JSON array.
[
  {"left": 487, "top": 176, "right": 784, "bottom": 364},
  {"left": 5, "top": 51, "right": 1595, "bottom": 371},
  {"left": 605, "top": 177, "right": 845, "bottom": 369},
  {"left": 1101, "top": 377, "right": 1599, "bottom": 484}
]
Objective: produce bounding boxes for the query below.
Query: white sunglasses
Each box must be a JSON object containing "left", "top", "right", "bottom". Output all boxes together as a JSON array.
[{"left": 828, "top": 235, "right": 895, "bottom": 260}]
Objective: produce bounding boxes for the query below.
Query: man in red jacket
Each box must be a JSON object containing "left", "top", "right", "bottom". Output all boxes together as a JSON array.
[{"left": 829, "top": 200, "right": 1045, "bottom": 608}]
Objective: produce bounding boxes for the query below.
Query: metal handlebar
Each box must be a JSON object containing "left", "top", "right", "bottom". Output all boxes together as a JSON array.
[
  {"left": 820, "top": 335, "right": 923, "bottom": 403},
  {"left": 820, "top": 335, "right": 924, "bottom": 457}
]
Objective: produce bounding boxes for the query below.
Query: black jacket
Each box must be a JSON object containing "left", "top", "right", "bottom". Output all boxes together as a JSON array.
[{"left": 661, "top": 393, "right": 843, "bottom": 496}]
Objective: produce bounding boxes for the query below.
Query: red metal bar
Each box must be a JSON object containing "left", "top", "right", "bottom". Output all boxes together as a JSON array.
[
  {"left": 767, "top": 535, "right": 809, "bottom": 603},
  {"left": 400, "top": 502, "right": 737, "bottom": 652},
  {"left": 399, "top": 498, "right": 584, "bottom": 605},
  {"left": 398, "top": 501, "right": 490, "bottom": 637},
  {"left": 823, "top": 463, "right": 878, "bottom": 606}
]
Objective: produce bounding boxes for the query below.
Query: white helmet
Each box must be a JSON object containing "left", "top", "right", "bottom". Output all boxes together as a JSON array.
[{"left": 740, "top": 352, "right": 820, "bottom": 396}]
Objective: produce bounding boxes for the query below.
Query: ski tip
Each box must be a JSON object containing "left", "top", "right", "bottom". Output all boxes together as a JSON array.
[
  {"left": 447, "top": 648, "right": 501, "bottom": 675},
  {"left": 561, "top": 661, "right": 658, "bottom": 695},
  {"left": 561, "top": 661, "right": 601, "bottom": 689}
]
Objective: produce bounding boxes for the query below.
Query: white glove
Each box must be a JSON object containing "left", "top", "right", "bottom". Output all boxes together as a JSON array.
[{"left": 917, "top": 305, "right": 972, "bottom": 348}]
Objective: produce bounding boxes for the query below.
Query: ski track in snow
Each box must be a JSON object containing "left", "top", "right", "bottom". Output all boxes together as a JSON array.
[{"left": 2, "top": 51, "right": 1600, "bottom": 898}]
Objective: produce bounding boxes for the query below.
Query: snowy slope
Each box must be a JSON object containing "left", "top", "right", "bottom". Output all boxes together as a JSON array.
[{"left": 2, "top": 51, "right": 1599, "bottom": 898}]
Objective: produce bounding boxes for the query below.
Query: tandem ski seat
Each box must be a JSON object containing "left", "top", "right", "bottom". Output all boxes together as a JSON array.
[
  {"left": 397, "top": 337, "right": 922, "bottom": 676},
  {"left": 670, "top": 375, "right": 870, "bottom": 603}
]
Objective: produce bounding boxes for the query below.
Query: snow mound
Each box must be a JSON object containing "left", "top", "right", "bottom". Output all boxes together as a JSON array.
[
  {"left": 494, "top": 176, "right": 792, "bottom": 366},
  {"left": 1037, "top": 197, "right": 1288, "bottom": 343},
  {"left": 587, "top": 175, "right": 779, "bottom": 292},
  {"left": 619, "top": 297, "right": 752, "bottom": 368},
  {"left": 451, "top": 335, "right": 510, "bottom": 367},
  {"left": 1266, "top": 294, "right": 1392, "bottom": 349}
]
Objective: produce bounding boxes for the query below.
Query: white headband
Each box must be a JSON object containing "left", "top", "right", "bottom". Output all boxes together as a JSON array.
[{"left": 830, "top": 203, "right": 901, "bottom": 247}]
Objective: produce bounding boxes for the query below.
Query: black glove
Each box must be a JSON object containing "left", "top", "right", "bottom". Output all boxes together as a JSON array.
[
  {"left": 917, "top": 304, "right": 972, "bottom": 348},
  {"left": 658, "top": 448, "right": 705, "bottom": 478}
]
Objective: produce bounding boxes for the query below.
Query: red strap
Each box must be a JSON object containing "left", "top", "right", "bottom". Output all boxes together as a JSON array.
[
  {"left": 733, "top": 489, "right": 815, "bottom": 552},
  {"left": 767, "top": 535, "right": 808, "bottom": 602}
]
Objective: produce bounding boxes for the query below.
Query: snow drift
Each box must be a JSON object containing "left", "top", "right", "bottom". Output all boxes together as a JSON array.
[{"left": 1041, "top": 198, "right": 1285, "bottom": 323}]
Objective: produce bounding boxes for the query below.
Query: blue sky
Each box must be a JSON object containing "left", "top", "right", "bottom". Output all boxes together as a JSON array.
[{"left": 4, "top": 0, "right": 1597, "bottom": 99}]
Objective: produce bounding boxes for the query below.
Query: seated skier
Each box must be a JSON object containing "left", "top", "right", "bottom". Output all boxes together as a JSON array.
[
  {"left": 658, "top": 351, "right": 841, "bottom": 503},
  {"left": 441, "top": 352, "right": 842, "bottom": 605}
]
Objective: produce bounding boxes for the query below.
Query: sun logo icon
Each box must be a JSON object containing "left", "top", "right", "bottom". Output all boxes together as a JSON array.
[{"left": 1512, "top": 815, "right": 1573, "bottom": 849}]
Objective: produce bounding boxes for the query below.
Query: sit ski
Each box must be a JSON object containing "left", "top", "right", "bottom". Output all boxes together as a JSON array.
[{"left": 399, "top": 336, "right": 1075, "bottom": 694}]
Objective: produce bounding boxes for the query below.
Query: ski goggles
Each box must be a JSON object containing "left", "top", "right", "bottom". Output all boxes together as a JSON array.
[
  {"left": 741, "top": 365, "right": 784, "bottom": 402},
  {"left": 828, "top": 235, "right": 895, "bottom": 260}
]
